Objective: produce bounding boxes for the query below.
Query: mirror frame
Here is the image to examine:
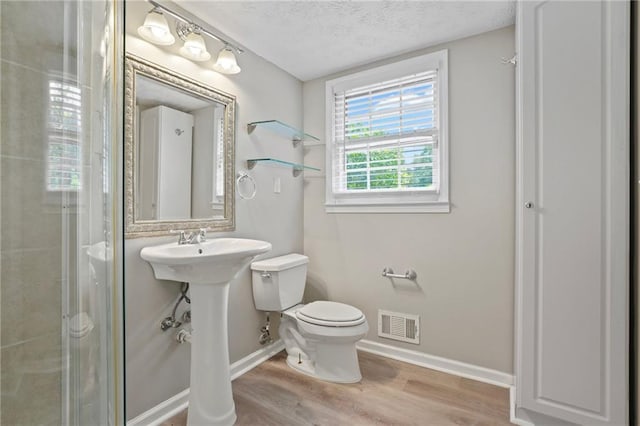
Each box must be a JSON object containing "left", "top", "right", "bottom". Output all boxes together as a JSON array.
[{"left": 124, "top": 54, "right": 236, "bottom": 237}]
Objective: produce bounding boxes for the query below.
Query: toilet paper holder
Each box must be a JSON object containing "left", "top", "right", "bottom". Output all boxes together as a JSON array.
[{"left": 382, "top": 267, "right": 417, "bottom": 281}]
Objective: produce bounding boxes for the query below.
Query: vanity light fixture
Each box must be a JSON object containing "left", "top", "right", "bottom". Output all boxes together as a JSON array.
[
  {"left": 213, "top": 46, "right": 241, "bottom": 75},
  {"left": 177, "top": 25, "right": 211, "bottom": 62},
  {"left": 140, "top": 0, "right": 244, "bottom": 74},
  {"left": 137, "top": 8, "right": 175, "bottom": 46}
]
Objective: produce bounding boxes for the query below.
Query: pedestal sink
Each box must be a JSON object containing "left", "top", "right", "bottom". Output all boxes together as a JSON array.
[{"left": 141, "top": 238, "right": 271, "bottom": 426}]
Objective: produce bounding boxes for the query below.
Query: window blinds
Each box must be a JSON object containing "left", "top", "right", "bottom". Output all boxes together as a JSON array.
[
  {"left": 47, "top": 79, "right": 83, "bottom": 191},
  {"left": 332, "top": 70, "right": 439, "bottom": 193}
]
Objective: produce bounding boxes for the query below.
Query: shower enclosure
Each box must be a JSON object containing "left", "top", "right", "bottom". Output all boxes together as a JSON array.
[{"left": 1, "top": 1, "right": 121, "bottom": 424}]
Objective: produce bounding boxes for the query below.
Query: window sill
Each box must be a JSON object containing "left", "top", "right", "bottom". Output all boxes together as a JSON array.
[{"left": 325, "top": 201, "right": 450, "bottom": 214}]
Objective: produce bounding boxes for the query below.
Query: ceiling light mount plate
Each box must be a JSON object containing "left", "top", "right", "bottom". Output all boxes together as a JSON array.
[{"left": 176, "top": 22, "right": 200, "bottom": 41}]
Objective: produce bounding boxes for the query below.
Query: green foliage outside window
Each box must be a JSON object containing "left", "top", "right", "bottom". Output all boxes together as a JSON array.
[{"left": 344, "top": 123, "right": 433, "bottom": 190}]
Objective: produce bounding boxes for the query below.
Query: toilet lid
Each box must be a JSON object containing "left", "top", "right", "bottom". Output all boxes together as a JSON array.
[{"left": 297, "top": 301, "right": 365, "bottom": 327}]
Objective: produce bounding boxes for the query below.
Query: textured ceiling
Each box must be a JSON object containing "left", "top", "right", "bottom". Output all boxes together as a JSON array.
[{"left": 177, "top": 1, "right": 515, "bottom": 81}]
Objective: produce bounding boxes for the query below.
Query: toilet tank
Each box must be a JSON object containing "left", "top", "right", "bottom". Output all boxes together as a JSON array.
[{"left": 251, "top": 254, "right": 309, "bottom": 311}]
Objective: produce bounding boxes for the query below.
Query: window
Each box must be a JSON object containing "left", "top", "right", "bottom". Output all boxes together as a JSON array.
[
  {"left": 325, "top": 50, "right": 449, "bottom": 213},
  {"left": 215, "top": 116, "right": 225, "bottom": 200},
  {"left": 47, "top": 78, "right": 83, "bottom": 193}
]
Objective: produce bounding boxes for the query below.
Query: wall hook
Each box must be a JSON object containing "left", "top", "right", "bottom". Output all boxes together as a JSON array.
[{"left": 501, "top": 54, "right": 517, "bottom": 66}]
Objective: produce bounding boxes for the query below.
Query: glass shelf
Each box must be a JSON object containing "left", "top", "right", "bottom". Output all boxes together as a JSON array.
[
  {"left": 246, "top": 158, "right": 321, "bottom": 177},
  {"left": 247, "top": 120, "right": 320, "bottom": 146}
]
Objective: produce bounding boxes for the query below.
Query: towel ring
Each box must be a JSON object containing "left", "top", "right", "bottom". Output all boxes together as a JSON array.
[{"left": 236, "top": 171, "right": 257, "bottom": 200}]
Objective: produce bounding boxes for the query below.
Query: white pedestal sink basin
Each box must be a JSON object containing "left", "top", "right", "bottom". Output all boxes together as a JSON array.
[{"left": 141, "top": 238, "right": 271, "bottom": 426}]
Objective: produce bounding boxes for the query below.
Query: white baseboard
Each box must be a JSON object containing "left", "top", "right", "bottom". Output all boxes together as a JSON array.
[
  {"left": 229, "top": 339, "right": 285, "bottom": 381},
  {"left": 127, "top": 340, "right": 285, "bottom": 426},
  {"left": 127, "top": 387, "right": 190, "bottom": 426},
  {"left": 509, "top": 386, "right": 535, "bottom": 426},
  {"left": 356, "top": 339, "right": 514, "bottom": 388}
]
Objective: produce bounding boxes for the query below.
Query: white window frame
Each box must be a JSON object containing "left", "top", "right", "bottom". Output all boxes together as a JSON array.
[{"left": 325, "top": 50, "right": 449, "bottom": 213}]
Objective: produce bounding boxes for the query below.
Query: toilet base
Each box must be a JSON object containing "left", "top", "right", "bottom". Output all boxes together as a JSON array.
[
  {"left": 279, "top": 310, "right": 368, "bottom": 384},
  {"left": 285, "top": 351, "right": 362, "bottom": 384}
]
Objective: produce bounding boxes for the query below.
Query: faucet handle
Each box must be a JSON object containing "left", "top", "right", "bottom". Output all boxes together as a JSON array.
[
  {"left": 197, "top": 228, "right": 208, "bottom": 243},
  {"left": 169, "top": 229, "right": 188, "bottom": 245}
]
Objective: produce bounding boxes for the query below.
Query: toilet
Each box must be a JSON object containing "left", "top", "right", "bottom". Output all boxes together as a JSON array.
[{"left": 251, "top": 254, "right": 368, "bottom": 383}]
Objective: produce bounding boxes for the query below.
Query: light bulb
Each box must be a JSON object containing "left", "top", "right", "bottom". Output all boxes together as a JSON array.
[
  {"left": 137, "top": 10, "right": 175, "bottom": 46},
  {"left": 150, "top": 26, "right": 168, "bottom": 39},
  {"left": 179, "top": 32, "right": 211, "bottom": 62},
  {"left": 213, "top": 47, "right": 241, "bottom": 74}
]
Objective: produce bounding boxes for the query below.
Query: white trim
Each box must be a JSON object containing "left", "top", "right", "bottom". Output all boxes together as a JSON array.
[
  {"left": 326, "top": 201, "right": 450, "bottom": 213},
  {"left": 126, "top": 340, "right": 285, "bottom": 426},
  {"left": 514, "top": 0, "right": 525, "bottom": 416},
  {"left": 356, "top": 339, "right": 513, "bottom": 388},
  {"left": 229, "top": 339, "right": 285, "bottom": 380},
  {"left": 126, "top": 388, "right": 190, "bottom": 426},
  {"left": 510, "top": 387, "right": 535, "bottom": 426}
]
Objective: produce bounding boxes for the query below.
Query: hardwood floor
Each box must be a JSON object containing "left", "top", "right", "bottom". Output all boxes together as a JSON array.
[{"left": 162, "top": 350, "right": 511, "bottom": 426}]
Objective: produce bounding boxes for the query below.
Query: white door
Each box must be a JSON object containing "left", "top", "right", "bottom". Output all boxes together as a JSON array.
[
  {"left": 156, "top": 106, "right": 194, "bottom": 220},
  {"left": 516, "top": 1, "right": 629, "bottom": 425}
]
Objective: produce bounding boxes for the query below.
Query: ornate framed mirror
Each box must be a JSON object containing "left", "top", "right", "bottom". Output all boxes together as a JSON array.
[{"left": 124, "top": 55, "right": 235, "bottom": 237}]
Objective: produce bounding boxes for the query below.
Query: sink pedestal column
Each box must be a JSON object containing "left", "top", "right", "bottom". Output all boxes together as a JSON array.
[
  {"left": 140, "top": 239, "right": 272, "bottom": 425},
  {"left": 187, "top": 281, "right": 236, "bottom": 426}
]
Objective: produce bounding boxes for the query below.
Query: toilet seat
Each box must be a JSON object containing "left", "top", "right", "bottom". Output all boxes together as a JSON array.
[{"left": 296, "top": 301, "right": 365, "bottom": 327}]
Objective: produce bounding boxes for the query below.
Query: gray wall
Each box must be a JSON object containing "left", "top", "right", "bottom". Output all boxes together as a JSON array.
[
  {"left": 124, "top": 2, "right": 303, "bottom": 419},
  {"left": 302, "top": 26, "right": 515, "bottom": 373}
]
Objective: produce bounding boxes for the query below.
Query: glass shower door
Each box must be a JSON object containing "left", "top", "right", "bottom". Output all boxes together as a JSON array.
[{"left": 0, "top": 1, "right": 118, "bottom": 424}]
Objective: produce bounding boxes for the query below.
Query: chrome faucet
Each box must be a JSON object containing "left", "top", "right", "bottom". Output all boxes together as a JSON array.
[
  {"left": 191, "top": 228, "right": 207, "bottom": 244},
  {"left": 170, "top": 228, "right": 208, "bottom": 245},
  {"left": 170, "top": 229, "right": 189, "bottom": 245}
]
